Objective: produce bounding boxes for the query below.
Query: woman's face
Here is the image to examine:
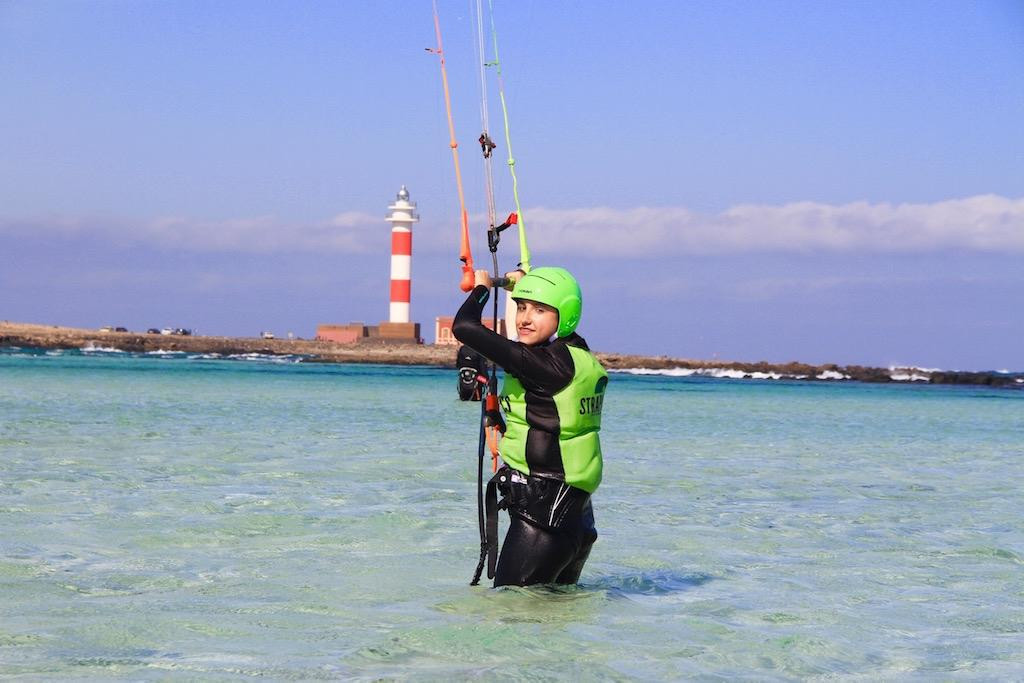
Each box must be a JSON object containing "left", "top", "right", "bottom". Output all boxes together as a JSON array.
[{"left": 515, "top": 299, "right": 559, "bottom": 345}]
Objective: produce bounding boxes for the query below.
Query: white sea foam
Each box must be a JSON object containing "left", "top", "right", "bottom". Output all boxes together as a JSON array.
[
  {"left": 233, "top": 353, "right": 306, "bottom": 363},
  {"left": 143, "top": 349, "right": 304, "bottom": 363},
  {"left": 889, "top": 372, "right": 931, "bottom": 382},
  {"left": 711, "top": 369, "right": 748, "bottom": 379},
  {"left": 612, "top": 367, "right": 806, "bottom": 381},
  {"left": 612, "top": 367, "right": 699, "bottom": 377},
  {"left": 816, "top": 370, "right": 850, "bottom": 380},
  {"left": 713, "top": 369, "right": 791, "bottom": 380},
  {"left": 0, "top": 350, "right": 41, "bottom": 359},
  {"left": 889, "top": 365, "right": 941, "bottom": 374},
  {"left": 888, "top": 365, "right": 936, "bottom": 382},
  {"left": 81, "top": 343, "right": 124, "bottom": 353}
]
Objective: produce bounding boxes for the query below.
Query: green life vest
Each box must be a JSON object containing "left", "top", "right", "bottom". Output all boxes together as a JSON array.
[{"left": 499, "top": 345, "right": 608, "bottom": 493}]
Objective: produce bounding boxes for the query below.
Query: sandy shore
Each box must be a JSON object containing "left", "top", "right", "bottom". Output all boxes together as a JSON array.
[{"left": 2, "top": 320, "right": 1019, "bottom": 387}]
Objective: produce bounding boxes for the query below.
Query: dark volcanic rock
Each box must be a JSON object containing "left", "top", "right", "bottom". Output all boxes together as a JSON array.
[{"left": 2, "top": 321, "right": 1019, "bottom": 388}]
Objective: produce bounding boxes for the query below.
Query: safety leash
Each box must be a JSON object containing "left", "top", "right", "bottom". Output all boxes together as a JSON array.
[{"left": 469, "top": 387, "right": 489, "bottom": 585}]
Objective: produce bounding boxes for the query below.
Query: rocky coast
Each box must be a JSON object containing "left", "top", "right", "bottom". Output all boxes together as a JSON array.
[{"left": 2, "top": 321, "right": 1020, "bottom": 388}]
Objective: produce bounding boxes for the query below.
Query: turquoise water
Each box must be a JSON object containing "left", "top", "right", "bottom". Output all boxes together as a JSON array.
[{"left": 1, "top": 349, "right": 1022, "bottom": 680}]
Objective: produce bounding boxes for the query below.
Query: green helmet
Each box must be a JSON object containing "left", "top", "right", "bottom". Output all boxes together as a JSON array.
[{"left": 512, "top": 266, "right": 582, "bottom": 338}]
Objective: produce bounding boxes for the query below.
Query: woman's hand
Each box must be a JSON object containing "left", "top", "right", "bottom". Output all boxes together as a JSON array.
[
  {"left": 502, "top": 269, "right": 525, "bottom": 291},
  {"left": 474, "top": 269, "right": 492, "bottom": 289}
]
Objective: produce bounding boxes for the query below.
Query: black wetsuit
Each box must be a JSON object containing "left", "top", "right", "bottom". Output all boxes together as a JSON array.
[{"left": 453, "top": 285, "right": 602, "bottom": 587}]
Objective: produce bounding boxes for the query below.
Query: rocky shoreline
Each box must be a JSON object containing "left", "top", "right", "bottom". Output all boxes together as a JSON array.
[{"left": 2, "top": 321, "right": 1020, "bottom": 388}]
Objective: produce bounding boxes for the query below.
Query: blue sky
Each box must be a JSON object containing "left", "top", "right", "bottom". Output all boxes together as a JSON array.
[{"left": 1, "top": 0, "right": 1022, "bottom": 370}]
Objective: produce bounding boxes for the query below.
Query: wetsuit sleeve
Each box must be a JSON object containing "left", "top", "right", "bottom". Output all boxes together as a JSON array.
[
  {"left": 452, "top": 286, "right": 574, "bottom": 394},
  {"left": 452, "top": 286, "right": 517, "bottom": 369}
]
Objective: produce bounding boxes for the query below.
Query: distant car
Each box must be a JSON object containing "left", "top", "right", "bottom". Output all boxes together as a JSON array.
[
  {"left": 261, "top": 331, "right": 275, "bottom": 339},
  {"left": 99, "top": 326, "right": 114, "bottom": 332},
  {"left": 114, "top": 327, "right": 128, "bottom": 333},
  {"left": 147, "top": 328, "right": 161, "bottom": 334},
  {"left": 174, "top": 328, "right": 192, "bottom": 336},
  {"left": 160, "top": 328, "right": 174, "bottom": 335}
]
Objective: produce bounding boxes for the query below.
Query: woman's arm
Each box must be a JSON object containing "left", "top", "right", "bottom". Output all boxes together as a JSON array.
[
  {"left": 452, "top": 284, "right": 521, "bottom": 371},
  {"left": 452, "top": 273, "right": 574, "bottom": 392}
]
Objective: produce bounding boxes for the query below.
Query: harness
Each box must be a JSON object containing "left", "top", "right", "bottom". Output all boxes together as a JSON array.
[{"left": 482, "top": 466, "right": 593, "bottom": 580}]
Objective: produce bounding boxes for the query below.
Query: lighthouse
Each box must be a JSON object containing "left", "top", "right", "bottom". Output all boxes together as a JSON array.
[
  {"left": 386, "top": 185, "right": 418, "bottom": 323},
  {"left": 312, "top": 186, "right": 422, "bottom": 345}
]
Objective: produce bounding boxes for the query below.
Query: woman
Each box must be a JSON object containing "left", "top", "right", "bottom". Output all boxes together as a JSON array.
[{"left": 453, "top": 266, "right": 608, "bottom": 587}]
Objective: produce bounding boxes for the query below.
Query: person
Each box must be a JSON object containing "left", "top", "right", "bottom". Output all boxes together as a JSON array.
[{"left": 452, "top": 266, "right": 608, "bottom": 587}]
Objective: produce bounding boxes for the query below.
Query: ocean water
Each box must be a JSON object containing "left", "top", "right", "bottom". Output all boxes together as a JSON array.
[{"left": 1, "top": 348, "right": 1022, "bottom": 680}]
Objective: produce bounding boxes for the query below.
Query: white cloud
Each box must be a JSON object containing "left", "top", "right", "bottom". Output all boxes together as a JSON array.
[
  {"left": 143, "top": 211, "right": 389, "bottom": 253},
  {"left": 3, "top": 195, "right": 1022, "bottom": 255},
  {"left": 523, "top": 195, "right": 1024, "bottom": 255},
  {"left": 1, "top": 211, "right": 385, "bottom": 254}
]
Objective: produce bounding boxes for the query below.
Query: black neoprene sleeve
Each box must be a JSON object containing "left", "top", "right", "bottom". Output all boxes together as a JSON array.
[{"left": 452, "top": 285, "right": 574, "bottom": 394}]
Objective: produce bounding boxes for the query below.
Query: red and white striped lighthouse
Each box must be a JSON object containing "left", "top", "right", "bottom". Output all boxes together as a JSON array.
[{"left": 386, "top": 186, "right": 419, "bottom": 323}]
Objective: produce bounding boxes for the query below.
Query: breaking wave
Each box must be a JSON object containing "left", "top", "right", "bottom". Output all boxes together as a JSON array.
[
  {"left": 610, "top": 367, "right": 812, "bottom": 380},
  {"left": 0, "top": 345, "right": 309, "bottom": 364},
  {"left": 80, "top": 343, "right": 126, "bottom": 354}
]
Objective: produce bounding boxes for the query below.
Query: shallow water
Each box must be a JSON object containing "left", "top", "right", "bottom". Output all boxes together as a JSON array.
[{"left": 1, "top": 349, "right": 1022, "bottom": 679}]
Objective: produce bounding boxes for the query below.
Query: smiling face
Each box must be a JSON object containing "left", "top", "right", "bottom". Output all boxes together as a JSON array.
[{"left": 515, "top": 299, "right": 559, "bottom": 345}]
